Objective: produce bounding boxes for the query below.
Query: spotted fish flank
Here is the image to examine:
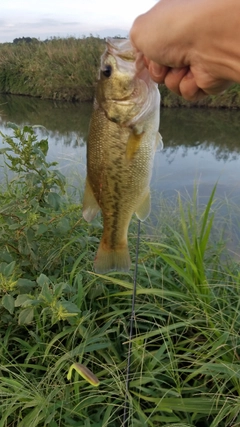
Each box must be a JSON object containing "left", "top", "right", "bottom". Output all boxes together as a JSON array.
[{"left": 82, "top": 38, "right": 162, "bottom": 273}]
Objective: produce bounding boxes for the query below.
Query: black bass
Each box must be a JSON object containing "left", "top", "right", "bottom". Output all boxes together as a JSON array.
[{"left": 83, "top": 38, "right": 162, "bottom": 273}]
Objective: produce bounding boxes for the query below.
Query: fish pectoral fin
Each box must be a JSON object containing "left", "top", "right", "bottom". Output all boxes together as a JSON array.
[
  {"left": 82, "top": 178, "right": 100, "bottom": 222},
  {"left": 125, "top": 129, "right": 144, "bottom": 162},
  {"left": 155, "top": 132, "right": 163, "bottom": 152},
  {"left": 135, "top": 190, "right": 151, "bottom": 221}
]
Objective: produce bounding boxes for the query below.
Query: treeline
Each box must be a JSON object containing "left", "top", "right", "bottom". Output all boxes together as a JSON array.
[
  {"left": 13, "top": 37, "right": 40, "bottom": 44},
  {"left": 1, "top": 36, "right": 240, "bottom": 107}
]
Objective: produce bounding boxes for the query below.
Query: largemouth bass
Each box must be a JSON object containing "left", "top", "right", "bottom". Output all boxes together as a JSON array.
[{"left": 82, "top": 38, "right": 162, "bottom": 273}]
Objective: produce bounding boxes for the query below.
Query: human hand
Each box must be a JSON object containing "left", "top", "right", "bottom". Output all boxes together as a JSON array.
[
  {"left": 130, "top": 0, "right": 240, "bottom": 101},
  {"left": 145, "top": 60, "right": 232, "bottom": 102}
]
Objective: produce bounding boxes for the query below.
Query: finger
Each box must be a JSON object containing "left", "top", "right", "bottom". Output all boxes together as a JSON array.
[
  {"left": 148, "top": 61, "right": 169, "bottom": 83},
  {"left": 164, "top": 67, "right": 190, "bottom": 95},
  {"left": 179, "top": 70, "right": 233, "bottom": 100},
  {"left": 143, "top": 57, "right": 150, "bottom": 67},
  {"left": 178, "top": 71, "right": 207, "bottom": 101},
  {"left": 135, "top": 52, "right": 146, "bottom": 72}
]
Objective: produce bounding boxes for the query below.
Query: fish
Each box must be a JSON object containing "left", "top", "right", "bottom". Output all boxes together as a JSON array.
[{"left": 82, "top": 37, "right": 162, "bottom": 274}]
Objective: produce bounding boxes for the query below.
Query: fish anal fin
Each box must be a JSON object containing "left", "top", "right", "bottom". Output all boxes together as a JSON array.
[
  {"left": 82, "top": 178, "right": 100, "bottom": 222},
  {"left": 135, "top": 191, "right": 151, "bottom": 221},
  {"left": 126, "top": 129, "right": 144, "bottom": 162},
  {"left": 94, "top": 240, "right": 131, "bottom": 274}
]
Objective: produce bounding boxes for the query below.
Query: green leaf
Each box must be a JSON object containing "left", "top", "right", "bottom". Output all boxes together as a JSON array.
[
  {"left": 6, "top": 122, "right": 19, "bottom": 130},
  {"left": 35, "top": 223, "right": 48, "bottom": 235},
  {"left": 2, "top": 294, "right": 15, "bottom": 314},
  {"left": 37, "top": 274, "right": 50, "bottom": 287},
  {"left": 8, "top": 224, "right": 20, "bottom": 230},
  {"left": 48, "top": 192, "right": 62, "bottom": 210},
  {"left": 15, "top": 294, "right": 32, "bottom": 307},
  {"left": 56, "top": 217, "right": 70, "bottom": 233},
  {"left": 61, "top": 300, "right": 80, "bottom": 314},
  {"left": 17, "top": 278, "right": 36, "bottom": 292},
  {"left": 0, "top": 148, "right": 11, "bottom": 154},
  {"left": 38, "top": 139, "right": 49, "bottom": 156},
  {"left": 18, "top": 307, "right": 34, "bottom": 325},
  {"left": 40, "top": 282, "right": 52, "bottom": 303},
  {"left": 3, "top": 261, "right": 16, "bottom": 277},
  {"left": 52, "top": 282, "right": 65, "bottom": 299}
]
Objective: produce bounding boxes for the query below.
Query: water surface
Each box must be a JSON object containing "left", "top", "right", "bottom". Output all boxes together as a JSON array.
[{"left": 1, "top": 93, "right": 240, "bottom": 240}]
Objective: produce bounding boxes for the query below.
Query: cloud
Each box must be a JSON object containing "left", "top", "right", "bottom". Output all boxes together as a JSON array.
[
  {"left": 30, "top": 18, "right": 82, "bottom": 28},
  {"left": 0, "top": 18, "right": 129, "bottom": 43},
  {"left": 0, "top": 0, "right": 154, "bottom": 43}
]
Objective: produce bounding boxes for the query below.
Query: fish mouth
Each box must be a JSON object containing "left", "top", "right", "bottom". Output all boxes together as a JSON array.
[
  {"left": 106, "top": 38, "right": 157, "bottom": 92},
  {"left": 105, "top": 37, "right": 136, "bottom": 62}
]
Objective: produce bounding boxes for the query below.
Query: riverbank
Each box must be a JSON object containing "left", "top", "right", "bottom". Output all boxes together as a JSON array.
[
  {"left": 0, "top": 124, "right": 240, "bottom": 426},
  {"left": 1, "top": 37, "right": 240, "bottom": 107},
  {"left": 0, "top": 37, "right": 104, "bottom": 102}
]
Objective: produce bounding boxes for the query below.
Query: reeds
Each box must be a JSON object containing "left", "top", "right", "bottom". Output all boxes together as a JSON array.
[{"left": 0, "top": 37, "right": 104, "bottom": 101}]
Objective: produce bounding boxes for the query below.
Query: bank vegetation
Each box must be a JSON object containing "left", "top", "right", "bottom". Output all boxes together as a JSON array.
[
  {"left": 0, "top": 37, "right": 104, "bottom": 102},
  {"left": 1, "top": 37, "right": 240, "bottom": 107},
  {"left": 0, "top": 124, "right": 240, "bottom": 425}
]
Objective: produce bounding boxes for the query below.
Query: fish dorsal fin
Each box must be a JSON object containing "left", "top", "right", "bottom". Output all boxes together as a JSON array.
[
  {"left": 135, "top": 190, "right": 151, "bottom": 221},
  {"left": 126, "top": 129, "right": 144, "bottom": 162},
  {"left": 82, "top": 178, "right": 100, "bottom": 222}
]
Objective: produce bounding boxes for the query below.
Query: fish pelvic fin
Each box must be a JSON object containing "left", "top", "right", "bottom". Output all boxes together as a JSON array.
[
  {"left": 155, "top": 132, "right": 163, "bottom": 152},
  {"left": 125, "top": 129, "right": 144, "bottom": 163},
  {"left": 82, "top": 177, "right": 100, "bottom": 222},
  {"left": 135, "top": 190, "right": 151, "bottom": 221},
  {"left": 94, "top": 240, "right": 131, "bottom": 274}
]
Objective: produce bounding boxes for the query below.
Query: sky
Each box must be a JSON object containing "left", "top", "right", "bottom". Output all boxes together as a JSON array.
[{"left": 1, "top": 0, "right": 158, "bottom": 43}]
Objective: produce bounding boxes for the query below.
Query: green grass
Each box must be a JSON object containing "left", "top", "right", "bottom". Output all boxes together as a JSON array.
[{"left": 0, "top": 124, "right": 240, "bottom": 426}]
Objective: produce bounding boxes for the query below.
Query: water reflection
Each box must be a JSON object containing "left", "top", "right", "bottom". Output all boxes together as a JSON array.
[
  {"left": 0, "top": 94, "right": 92, "bottom": 133},
  {"left": 160, "top": 108, "right": 240, "bottom": 162},
  {"left": 1, "top": 94, "right": 240, "bottom": 157}
]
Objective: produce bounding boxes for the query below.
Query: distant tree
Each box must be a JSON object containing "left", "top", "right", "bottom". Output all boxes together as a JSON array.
[
  {"left": 13, "top": 37, "right": 39, "bottom": 44},
  {"left": 112, "top": 35, "right": 127, "bottom": 39}
]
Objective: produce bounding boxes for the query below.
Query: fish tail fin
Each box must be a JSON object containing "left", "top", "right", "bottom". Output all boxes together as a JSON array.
[{"left": 94, "top": 241, "right": 131, "bottom": 274}]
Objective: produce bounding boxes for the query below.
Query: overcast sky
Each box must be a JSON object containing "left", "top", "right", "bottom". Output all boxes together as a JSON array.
[{"left": 1, "top": 0, "right": 157, "bottom": 43}]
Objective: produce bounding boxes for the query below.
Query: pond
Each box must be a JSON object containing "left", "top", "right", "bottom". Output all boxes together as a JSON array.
[{"left": 1, "top": 93, "right": 240, "bottom": 243}]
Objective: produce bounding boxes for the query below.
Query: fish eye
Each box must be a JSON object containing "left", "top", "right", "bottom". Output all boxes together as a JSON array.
[{"left": 102, "top": 65, "right": 112, "bottom": 78}]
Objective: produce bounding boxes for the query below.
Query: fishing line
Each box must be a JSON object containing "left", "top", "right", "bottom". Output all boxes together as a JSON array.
[{"left": 123, "top": 219, "right": 141, "bottom": 427}]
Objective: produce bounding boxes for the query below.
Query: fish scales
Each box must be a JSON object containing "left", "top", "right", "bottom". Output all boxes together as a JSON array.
[{"left": 83, "top": 38, "right": 162, "bottom": 273}]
